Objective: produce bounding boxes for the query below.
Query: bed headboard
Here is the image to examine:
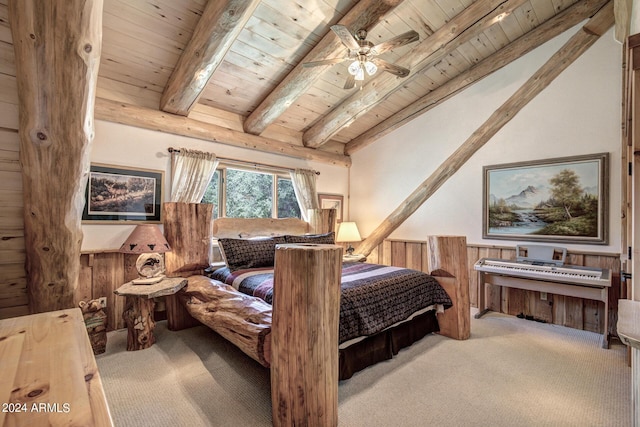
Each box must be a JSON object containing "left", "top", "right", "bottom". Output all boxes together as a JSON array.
[
  {"left": 213, "top": 208, "right": 337, "bottom": 238},
  {"left": 213, "top": 217, "right": 309, "bottom": 238},
  {"left": 162, "top": 204, "right": 339, "bottom": 273}
]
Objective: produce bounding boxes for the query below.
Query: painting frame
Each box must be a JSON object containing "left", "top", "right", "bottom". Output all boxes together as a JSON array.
[
  {"left": 82, "top": 163, "right": 164, "bottom": 223},
  {"left": 318, "top": 193, "right": 344, "bottom": 223},
  {"left": 482, "top": 153, "right": 608, "bottom": 245}
]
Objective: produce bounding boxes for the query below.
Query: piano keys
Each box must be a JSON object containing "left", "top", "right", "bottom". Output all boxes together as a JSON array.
[
  {"left": 474, "top": 257, "right": 612, "bottom": 348},
  {"left": 475, "top": 258, "right": 611, "bottom": 287}
]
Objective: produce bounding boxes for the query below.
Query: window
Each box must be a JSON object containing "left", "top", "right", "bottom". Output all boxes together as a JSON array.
[
  {"left": 200, "top": 166, "right": 301, "bottom": 219},
  {"left": 201, "top": 170, "right": 220, "bottom": 218}
]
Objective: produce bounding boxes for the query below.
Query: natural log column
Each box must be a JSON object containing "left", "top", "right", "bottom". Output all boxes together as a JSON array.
[
  {"left": 271, "top": 244, "right": 342, "bottom": 427},
  {"left": 9, "top": 0, "right": 103, "bottom": 313},
  {"left": 355, "top": 2, "right": 614, "bottom": 257},
  {"left": 307, "top": 208, "right": 337, "bottom": 234},
  {"left": 163, "top": 203, "right": 213, "bottom": 277},
  {"left": 427, "top": 236, "right": 470, "bottom": 340},
  {"left": 122, "top": 296, "right": 156, "bottom": 351}
]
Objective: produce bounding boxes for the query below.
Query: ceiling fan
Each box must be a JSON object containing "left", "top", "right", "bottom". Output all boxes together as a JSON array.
[{"left": 303, "top": 25, "right": 419, "bottom": 89}]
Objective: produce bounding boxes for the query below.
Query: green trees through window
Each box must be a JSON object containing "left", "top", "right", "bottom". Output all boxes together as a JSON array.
[{"left": 200, "top": 167, "right": 300, "bottom": 219}]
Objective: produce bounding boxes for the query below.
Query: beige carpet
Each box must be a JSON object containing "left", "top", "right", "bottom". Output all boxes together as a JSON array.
[{"left": 96, "top": 311, "right": 631, "bottom": 426}]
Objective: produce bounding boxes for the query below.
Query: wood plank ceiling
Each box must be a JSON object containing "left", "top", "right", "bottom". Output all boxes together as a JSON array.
[{"left": 97, "top": 0, "right": 614, "bottom": 164}]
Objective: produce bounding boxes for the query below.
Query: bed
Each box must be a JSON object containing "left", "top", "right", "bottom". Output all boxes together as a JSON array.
[{"left": 169, "top": 213, "right": 468, "bottom": 380}]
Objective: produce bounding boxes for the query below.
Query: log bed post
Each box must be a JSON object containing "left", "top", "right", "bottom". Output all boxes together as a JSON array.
[
  {"left": 271, "top": 243, "right": 342, "bottom": 427},
  {"left": 163, "top": 202, "right": 213, "bottom": 278},
  {"left": 427, "top": 235, "right": 471, "bottom": 340},
  {"left": 9, "top": 0, "right": 103, "bottom": 313}
]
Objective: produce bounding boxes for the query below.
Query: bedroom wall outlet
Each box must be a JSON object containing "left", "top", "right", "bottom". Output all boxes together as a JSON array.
[
  {"left": 540, "top": 292, "right": 547, "bottom": 301},
  {"left": 98, "top": 297, "right": 107, "bottom": 308}
]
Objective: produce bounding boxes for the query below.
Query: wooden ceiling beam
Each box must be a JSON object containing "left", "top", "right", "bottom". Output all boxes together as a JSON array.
[
  {"left": 160, "top": 0, "right": 260, "bottom": 116},
  {"left": 355, "top": 1, "right": 614, "bottom": 257},
  {"left": 242, "top": 0, "right": 405, "bottom": 136},
  {"left": 345, "top": 0, "right": 610, "bottom": 154},
  {"left": 302, "top": 0, "right": 530, "bottom": 149},
  {"left": 9, "top": 0, "right": 103, "bottom": 313},
  {"left": 95, "top": 98, "right": 351, "bottom": 167}
]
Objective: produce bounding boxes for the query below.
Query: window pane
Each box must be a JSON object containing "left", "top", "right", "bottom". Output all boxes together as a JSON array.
[
  {"left": 200, "top": 170, "right": 220, "bottom": 219},
  {"left": 226, "top": 169, "right": 272, "bottom": 218},
  {"left": 277, "top": 177, "right": 301, "bottom": 218}
]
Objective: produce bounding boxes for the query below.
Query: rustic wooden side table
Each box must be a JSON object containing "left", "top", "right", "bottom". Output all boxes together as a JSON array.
[{"left": 114, "top": 277, "right": 187, "bottom": 351}]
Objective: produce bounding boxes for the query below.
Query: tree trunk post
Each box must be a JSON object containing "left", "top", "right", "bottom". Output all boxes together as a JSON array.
[
  {"left": 9, "top": 0, "right": 103, "bottom": 313},
  {"left": 271, "top": 243, "right": 342, "bottom": 427}
]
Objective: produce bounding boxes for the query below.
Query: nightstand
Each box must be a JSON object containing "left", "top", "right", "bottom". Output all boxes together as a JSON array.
[
  {"left": 343, "top": 253, "right": 366, "bottom": 262},
  {"left": 114, "top": 277, "right": 187, "bottom": 351}
]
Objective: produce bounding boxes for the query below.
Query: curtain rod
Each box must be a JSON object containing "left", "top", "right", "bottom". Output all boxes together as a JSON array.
[{"left": 168, "top": 147, "right": 320, "bottom": 175}]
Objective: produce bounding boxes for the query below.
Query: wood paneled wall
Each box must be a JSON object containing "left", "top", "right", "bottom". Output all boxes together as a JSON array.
[
  {"left": 0, "top": 1, "right": 28, "bottom": 320},
  {"left": 77, "top": 252, "right": 139, "bottom": 331},
  {"left": 75, "top": 239, "right": 621, "bottom": 336},
  {"left": 368, "top": 240, "right": 622, "bottom": 336}
]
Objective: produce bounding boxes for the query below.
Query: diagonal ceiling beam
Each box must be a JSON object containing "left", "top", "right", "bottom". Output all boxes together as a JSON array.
[
  {"left": 355, "top": 1, "right": 614, "bottom": 257},
  {"left": 243, "top": 0, "right": 405, "bottom": 136},
  {"left": 160, "top": 0, "right": 260, "bottom": 116},
  {"left": 302, "top": 0, "right": 530, "bottom": 149},
  {"left": 345, "top": 0, "right": 609, "bottom": 154}
]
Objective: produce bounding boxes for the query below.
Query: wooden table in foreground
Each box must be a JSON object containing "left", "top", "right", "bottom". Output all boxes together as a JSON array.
[
  {"left": 0, "top": 308, "right": 113, "bottom": 427},
  {"left": 114, "top": 277, "right": 188, "bottom": 351}
]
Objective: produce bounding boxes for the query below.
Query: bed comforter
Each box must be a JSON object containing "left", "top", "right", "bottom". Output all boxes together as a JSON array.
[{"left": 210, "top": 262, "right": 452, "bottom": 344}]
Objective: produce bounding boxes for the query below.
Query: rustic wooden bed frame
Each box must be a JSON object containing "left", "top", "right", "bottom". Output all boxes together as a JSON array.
[{"left": 161, "top": 202, "right": 470, "bottom": 424}]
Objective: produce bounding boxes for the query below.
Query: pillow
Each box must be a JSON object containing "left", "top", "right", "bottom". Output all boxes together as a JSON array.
[
  {"left": 284, "top": 232, "right": 335, "bottom": 244},
  {"left": 218, "top": 236, "right": 285, "bottom": 271}
]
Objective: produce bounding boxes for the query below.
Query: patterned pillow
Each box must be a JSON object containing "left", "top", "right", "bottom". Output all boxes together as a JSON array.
[
  {"left": 218, "top": 236, "right": 285, "bottom": 271},
  {"left": 284, "top": 232, "right": 335, "bottom": 244}
]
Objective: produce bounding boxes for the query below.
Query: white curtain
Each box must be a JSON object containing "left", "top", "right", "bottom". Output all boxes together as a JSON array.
[
  {"left": 290, "top": 169, "right": 319, "bottom": 222},
  {"left": 170, "top": 148, "right": 219, "bottom": 202}
]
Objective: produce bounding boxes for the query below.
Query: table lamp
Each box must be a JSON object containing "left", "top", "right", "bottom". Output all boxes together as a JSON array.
[
  {"left": 119, "top": 224, "right": 172, "bottom": 285},
  {"left": 336, "top": 222, "right": 362, "bottom": 255}
]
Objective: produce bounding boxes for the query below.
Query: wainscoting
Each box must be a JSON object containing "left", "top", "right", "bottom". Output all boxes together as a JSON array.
[{"left": 79, "top": 239, "right": 622, "bottom": 337}]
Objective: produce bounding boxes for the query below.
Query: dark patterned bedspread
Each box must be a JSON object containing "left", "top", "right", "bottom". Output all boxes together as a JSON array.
[{"left": 209, "top": 263, "right": 452, "bottom": 344}]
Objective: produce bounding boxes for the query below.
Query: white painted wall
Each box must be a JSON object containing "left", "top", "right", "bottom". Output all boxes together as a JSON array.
[
  {"left": 82, "top": 121, "right": 349, "bottom": 251},
  {"left": 350, "top": 25, "right": 622, "bottom": 254}
]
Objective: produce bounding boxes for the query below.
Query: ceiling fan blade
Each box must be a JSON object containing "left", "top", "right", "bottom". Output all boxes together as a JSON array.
[
  {"left": 343, "top": 74, "right": 355, "bottom": 89},
  {"left": 372, "top": 58, "right": 411, "bottom": 77},
  {"left": 302, "top": 57, "right": 347, "bottom": 67},
  {"left": 370, "top": 30, "right": 419, "bottom": 56},
  {"left": 330, "top": 24, "right": 360, "bottom": 51}
]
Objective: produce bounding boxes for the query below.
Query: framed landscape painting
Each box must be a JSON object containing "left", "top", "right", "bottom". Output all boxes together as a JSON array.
[
  {"left": 82, "top": 164, "right": 163, "bottom": 223},
  {"left": 482, "top": 153, "right": 608, "bottom": 244}
]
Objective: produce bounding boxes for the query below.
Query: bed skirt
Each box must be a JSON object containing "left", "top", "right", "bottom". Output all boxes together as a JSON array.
[
  {"left": 338, "top": 310, "right": 439, "bottom": 380},
  {"left": 179, "top": 275, "right": 440, "bottom": 380}
]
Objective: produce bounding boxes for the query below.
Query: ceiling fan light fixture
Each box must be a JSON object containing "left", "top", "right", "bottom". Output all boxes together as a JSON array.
[
  {"left": 354, "top": 66, "right": 365, "bottom": 81},
  {"left": 348, "top": 60, "right": 361, "bottom": 76},
  {"left": 305, "top": 25, "right": 419, "bottom": 89},
  {"left": 364, "top": 60, "right": 377, "bottom": 76}
]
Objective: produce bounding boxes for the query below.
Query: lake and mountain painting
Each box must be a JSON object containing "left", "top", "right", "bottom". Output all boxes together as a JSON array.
[{"left": 483, "top": 153, "right": 608, "bottom": 244}]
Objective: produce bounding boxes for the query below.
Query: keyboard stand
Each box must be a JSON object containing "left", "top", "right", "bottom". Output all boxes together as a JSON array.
[{"left": 476, "top": 269, "right": 610, "bottom": 349}]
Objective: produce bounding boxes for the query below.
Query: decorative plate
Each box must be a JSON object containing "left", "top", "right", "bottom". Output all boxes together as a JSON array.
[{"left": 136, "top": 253, "right": 165, "bottom": 278}]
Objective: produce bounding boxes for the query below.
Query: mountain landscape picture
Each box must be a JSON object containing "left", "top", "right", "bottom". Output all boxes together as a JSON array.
[{"left": 484, "top": 154, "right": 607, "bottom": 243}]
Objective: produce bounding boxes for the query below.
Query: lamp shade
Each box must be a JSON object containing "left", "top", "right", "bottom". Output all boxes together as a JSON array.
[
  {"left": 336, "top": 222, "right": 362, "bottom": 243},
  {"left": 119, "top": 224, "right": 171, "bottom": 254}
]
